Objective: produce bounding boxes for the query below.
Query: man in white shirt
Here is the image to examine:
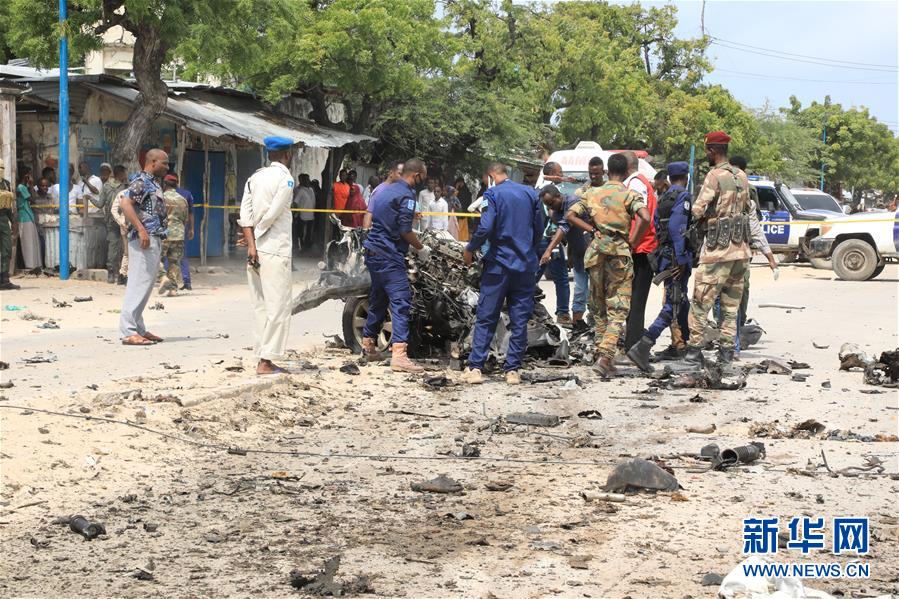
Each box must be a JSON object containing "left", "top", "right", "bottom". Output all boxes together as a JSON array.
[
  {"left": 429, "top": 188, "right": 449, "bottom": 231},
  {"left": 238, "top": 136, "right": 296, "bottom": 375},
  {"left": 51, "top": 163, "right": 78, "bottom": 214},
  {"left": 416, "top": 178, "right": 436, "bottom": 231},
  {"left": 76, "top": 161, "right": 103, "bottom": 217}
]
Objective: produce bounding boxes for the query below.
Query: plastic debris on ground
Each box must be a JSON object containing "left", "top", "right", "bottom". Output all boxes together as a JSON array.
[{"left": 602, "top": 458, "right": 680, "bottom": 493}]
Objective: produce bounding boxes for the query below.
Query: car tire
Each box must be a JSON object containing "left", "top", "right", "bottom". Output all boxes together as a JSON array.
[
  {"left": 808, "top": 256, "right": 832, "bottom": 270},
  {"left": 832, "top": 239, "right": 877, "bottom": 281},
  {"left": 867, "top": 263, "right": 885, "bottom": 280},
  {"left": 342, "top": 296, "right": 391, "bottom": 354}
]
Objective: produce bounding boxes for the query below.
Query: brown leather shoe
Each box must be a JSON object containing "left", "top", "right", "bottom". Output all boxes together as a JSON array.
[{"left": 594, "top": 356, "right": 613, "bottom": 377}]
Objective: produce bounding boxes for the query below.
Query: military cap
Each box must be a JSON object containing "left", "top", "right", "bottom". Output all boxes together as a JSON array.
[
  {"left": 667, "top": 161, "right": 689, "bottom": 177},
  {"left": 163, "top": 174, "right": 178, "bottom": 184},
  {"left": 263, "top": 136, "right": 295, "bottom": 151},
  {"left": 705, "top": 130, "right": 731, "bottom": 145}
]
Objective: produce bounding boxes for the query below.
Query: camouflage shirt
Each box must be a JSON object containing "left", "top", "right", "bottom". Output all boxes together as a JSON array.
[
  {"left": 99, "top": 180, "right": 127, "bottom": 227},
  {"left": 163, "top": 189, "right": 189, "bottom": 241},
  {"left": 692, "top": 161, "right": 751, "bottom": 264},
  {"left": 569, "top": 182, "right": 645, "bottom": 265}
]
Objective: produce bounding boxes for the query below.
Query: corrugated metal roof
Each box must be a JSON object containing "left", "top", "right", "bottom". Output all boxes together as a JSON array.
[{"left": 86, "top": 83, "right": 374, "bottom": 148}]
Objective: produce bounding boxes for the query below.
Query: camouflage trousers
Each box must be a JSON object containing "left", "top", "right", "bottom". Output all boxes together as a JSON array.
[
  {"left": 160, "top": 240, "right": 184, "bottom": 292},
  {"left": 587, "top": 254, "right": 633, "bottom": 359},
  {"left": 688, "top": 259, "right": 748, "bottom": 350}
]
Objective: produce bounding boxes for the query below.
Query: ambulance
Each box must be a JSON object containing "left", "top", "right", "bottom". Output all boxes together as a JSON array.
[{"left": 534, "top": 141, "right": 657, "bottom": 194}]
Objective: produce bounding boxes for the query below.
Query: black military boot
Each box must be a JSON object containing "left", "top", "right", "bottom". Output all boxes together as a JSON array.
[
  {"left": 626, "top": 336, "right": 655, "bottom": 373},
  {"left": 655, "top": 345, "right": 685, "bottom": 360},
  {"left": 0, "top": 272, "right": 19, "bottom": 290},
  {"left": 684, "top": 346, "right": 704, "bottom": 366},
  {"left": 716, "top": 347, "right": 735, "bottom": 365}
]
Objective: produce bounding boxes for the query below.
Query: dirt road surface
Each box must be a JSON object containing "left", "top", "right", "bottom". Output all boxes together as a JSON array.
[{"left": 1, "top": 260, "right": 897, "bottom": 598}]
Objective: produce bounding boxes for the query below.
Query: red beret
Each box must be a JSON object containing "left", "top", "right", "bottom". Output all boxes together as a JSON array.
[
  {"left": 163, "top": 174, "right": 178, "bottom": 183},
  {"left": 705, "top": 130, "right": 731, "bottom": 145}
]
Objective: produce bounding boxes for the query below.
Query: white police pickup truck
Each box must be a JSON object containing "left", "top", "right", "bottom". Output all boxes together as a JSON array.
[
  {"left": 751, "top": 178, "right": 836, "bottom": 266},
  {"left": 807, "top": 210, "right": 899, "bottom": 280}
]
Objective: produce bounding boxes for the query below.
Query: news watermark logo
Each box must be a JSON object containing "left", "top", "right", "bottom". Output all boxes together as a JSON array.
[{"left": 742, "top": 516, "right": 870, "bottom": 579}]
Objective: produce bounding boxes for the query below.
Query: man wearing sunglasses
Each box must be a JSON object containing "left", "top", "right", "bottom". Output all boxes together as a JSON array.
[{"left": 361, "top": 158, "right": 429, "bottom": 372}]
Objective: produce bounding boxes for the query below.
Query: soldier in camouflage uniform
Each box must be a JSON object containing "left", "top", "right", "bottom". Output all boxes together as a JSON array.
[
  {"left": 159, "top": 175, "right": 189, "bottom": 296},
  {"left": 686, "top": 131, "right": 752, "bottom": 365},
  {"left": 98, "top": 165, "right": 128, "bottom": 284},
  {"left": 0, "top": 159, "right": 19, "bottom": 290},
  {"left": 566, "top": 153, "right": 650, "bottom": 377}
]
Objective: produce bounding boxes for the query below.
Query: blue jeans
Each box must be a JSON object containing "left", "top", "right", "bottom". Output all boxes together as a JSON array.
[
  {"left": 363, "top": 255, "right": 411, "bottom": 344},
  {"left": 536, "top": 237, "right": 570, "bottom": 316},
  {"left": 469, "top": 267, "right": 536, "bottom": 372},
  {"left": 572, "top": 262, "right": 588, "bottom": 314}
]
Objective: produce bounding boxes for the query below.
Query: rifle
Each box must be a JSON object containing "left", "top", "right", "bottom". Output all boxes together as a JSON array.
[{"left": 652, "top": 265, "right": 685, "bottom": 325}]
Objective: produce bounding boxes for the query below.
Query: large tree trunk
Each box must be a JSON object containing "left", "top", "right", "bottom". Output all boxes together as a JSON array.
[{"left": 111, "top": 22, "right": 169, "bottom": 171}]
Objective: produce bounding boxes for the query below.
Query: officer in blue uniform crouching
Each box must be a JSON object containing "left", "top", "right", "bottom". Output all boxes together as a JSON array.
[
  {"left": 361, "top": 158, "right": 430, "bottom": 372},
  {"left": 627, "top": 161, "right": 693, "bottom": 372},
  {"left": 461, "top": 162, "right": 544, "bottom": 385}
]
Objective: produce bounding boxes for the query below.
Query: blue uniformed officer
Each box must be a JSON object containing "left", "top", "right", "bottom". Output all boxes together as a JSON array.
[
  {"left": 627, "top": 161, "right": 693, "bottom": 372},
  {"left": 461, "top": 162, "right": 544, "bottom": 385},
  {"left": 361, "top": 158, "right": 429, "bottom": 372}
]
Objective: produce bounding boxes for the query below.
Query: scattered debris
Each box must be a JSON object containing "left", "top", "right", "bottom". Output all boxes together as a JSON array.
[
  {"left": 0, "top": 361, "right": 7, "bottom": 370},
  {"left": 701, "top": 572, "right": 724, "bottom": 587},
  {"left": 73, "top": 296, "right": 93, "bottom": 302},
  {"left": 688, "top": 393, "right": 707, "bottom": 403},
  {"left": 339, "top": 363, "right": 361, "bottom": 376},
  {"left": 410, "top": 474, "right": 462, "bottom": 494},
  {"left": 37, "top": 320, "right": 60, "bottom": 329},
  {"left": 20, "top": 312, "right": 44, "bottom": 321},
  {"left": 812, "top": 342, "right": 829, "bottom": 349},
  {"left": 757, "top": 358, "right": 792, "bottom": 375},
  {"left": 444, "top": 511, "right": 474, "bottom": 521},
  {"left": 580, "top": 491, "right": 626, "bottom": 503},
  {"left": 0, "top": 381, "right": 12, "bottom": 389},
  {"left": 790, "top": 373, "right": 809, "bottom": 382},
  {"left": 29, "top": 536, "right": 51, "bottom": 549},
  {"left": 505, "top": 412, "right": 561, "bottom": 427},
  {"left": 484, "top": 481, "right": 513, "bottom": 492},
  {"left": 3, "top": 305, "right": 26, "bottom": 311},
  {"left": 459, "top": 443, "right": 480, "bottom": 458},
  {"left": 602, "top": 458, "right": 680, "bottom": 493},
  {"left": 569, "top": 555, "right": 592, "bottom": 570},
  {"left": 23, "top": 354, "right": 57, "bottom": 364},
  {"left": 51, "top": 298, "right": 71, "bottom": 308},
  {"left": 577, "top": 409, "right": 602, "bottom": 420},
  {"left": 530, "top": 540, "right": 562, "bottom": 551},
  {"left": 717, "top": 442, "right": 766, "bottom": 470},
  {"left": 289, "top": 556, "right": 374, "bottom": 596},
  {"left": 524, "top": 372, "right": 581, "bottom": 385},
  {"left": 739, "top": 319, "right": 765, "bottom": 348},
  {"left": 68, "top": 515, "right": 106, "bottom": 540},
  {"left": 824, "top": 430, "right": 898, "bottom": 443},
  {"left": 654, "top": 361, "right": 745, "bottom": 390},
  {"left": 839, "top": 343, "right": 872, "bottom": 370},
  {"left": 149, "top": 302, "right": 165, "bottom": 311},
  {"left": 758, "top": 303, "right": 805, "bottom": 310},
  {"left": 821, "top": 380, "right": 831, "bottom": 389},
  {"left": 863, "top": 350, "right": 899, "bottom": 386},
  {"left": 423, "top": 375, "right": 452, "bottom": 389},
  {"left": 687, "top": 424, "right": 716, "bottom": 434},
  {"left": 323, "top": 334, "right": 347, "bottom": 349},
  {"left": 224, "top": 365, "right": 244, "bottom": 372},
  {"left": 700, "top": 444, "right": 721, "bottom": 463},
  {"left": 749, "top": 419, "right": 824, "bottom": 439}
]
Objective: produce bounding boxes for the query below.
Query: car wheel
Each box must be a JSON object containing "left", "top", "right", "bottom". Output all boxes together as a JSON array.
[
  {"left": 832, "top": 239, "right": 877, "bottom": 281},
  {"left": 808, "top": 256, "right": 832, "bottom": 270},
  {"left": 867, "top": 263, "right": 885, "bottom": 280},
  {"left": 342, "top": 296, "right": 391, "bottom": 354}
]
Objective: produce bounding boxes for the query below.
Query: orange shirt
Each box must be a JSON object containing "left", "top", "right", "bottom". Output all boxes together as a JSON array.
[{"left": 333, "top": 181, "right": 350, "bottom": 211}]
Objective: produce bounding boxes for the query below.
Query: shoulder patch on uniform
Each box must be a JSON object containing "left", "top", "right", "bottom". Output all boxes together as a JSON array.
[
  {"left": 683, "top": 200, "right": 691, "bottom": 211},
  {"left": 406, "top": 199, "right": 416, "bottom": 211},
  {"left": 287, "top": 180, "right": 294, "bottom": 188}
]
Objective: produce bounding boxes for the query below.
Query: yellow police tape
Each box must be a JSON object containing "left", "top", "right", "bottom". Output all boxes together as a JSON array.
[{"left": 27, "top": 203, "right": 899, "bottom": 226}]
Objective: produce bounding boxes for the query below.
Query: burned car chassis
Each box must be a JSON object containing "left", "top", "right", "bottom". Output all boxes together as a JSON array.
[{"left": 291, "top": 219, "right": 567, "bottom": 366}]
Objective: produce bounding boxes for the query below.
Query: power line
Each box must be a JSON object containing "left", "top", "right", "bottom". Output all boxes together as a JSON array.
[
  {"left": 712, "top": 67, "right": 897, "bottom": 85},
  {"left": 709, "top": 39, "right": 897, "bottom": 73},
  {"left": 710, "top": 35, "right": 898, "bottom": 69}
]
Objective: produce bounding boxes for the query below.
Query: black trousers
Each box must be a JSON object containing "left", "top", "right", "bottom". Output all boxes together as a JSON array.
[{"left": 624, "top": 252, "right": 653, "bottom": 349}]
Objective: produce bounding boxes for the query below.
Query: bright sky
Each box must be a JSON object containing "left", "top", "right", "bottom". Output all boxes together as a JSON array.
[{"left": 638, "top": 0, "right": 899, "bottom": 135}]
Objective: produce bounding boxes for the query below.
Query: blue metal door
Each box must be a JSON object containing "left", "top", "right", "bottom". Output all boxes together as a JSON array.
[{"left": 182, "top": 150, "right": 225, "bottom": 258}]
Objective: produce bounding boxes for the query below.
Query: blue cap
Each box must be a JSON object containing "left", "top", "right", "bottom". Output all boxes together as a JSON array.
[
  {"left": 667, "top": 161, "right": 689, "bottom": 177},
  {"left": 263, "top": 136, "right": 295, "bottom": 152}
]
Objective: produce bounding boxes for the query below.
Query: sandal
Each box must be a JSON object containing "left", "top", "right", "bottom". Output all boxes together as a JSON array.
[
  {"left": 142, "top": 332, "right": 164, "bottom": 343},
  {"left": 122, "top": 335, "right": 154, "bottom": 346}
]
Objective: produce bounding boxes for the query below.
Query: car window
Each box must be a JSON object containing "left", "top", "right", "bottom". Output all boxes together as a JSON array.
[
  {"left": 756, "top": 187, "right": 780, "bottom": 213},
  {"left": 792, "top": 193, "right": 842, "bottom": 213},
  {"left": 556, "top": 172, "right": 589, "bottom": 196}
]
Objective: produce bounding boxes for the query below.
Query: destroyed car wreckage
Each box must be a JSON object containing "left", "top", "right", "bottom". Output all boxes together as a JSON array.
[{"left": 291, "top": 218, "right": 570, "bottom": 366}]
